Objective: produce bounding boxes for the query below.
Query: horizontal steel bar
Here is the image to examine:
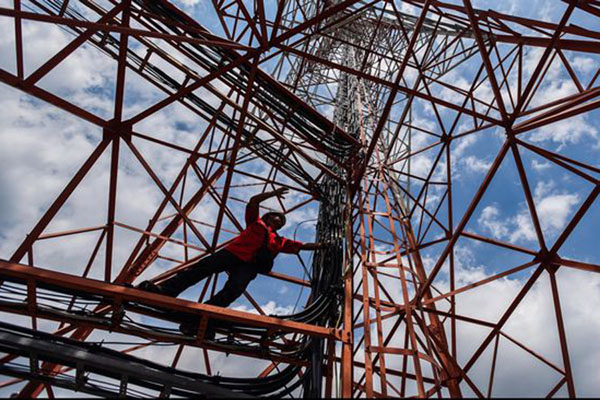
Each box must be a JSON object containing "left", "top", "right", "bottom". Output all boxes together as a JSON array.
[{"left": 0, "top": 260, "right": 340, "bottom": 340}]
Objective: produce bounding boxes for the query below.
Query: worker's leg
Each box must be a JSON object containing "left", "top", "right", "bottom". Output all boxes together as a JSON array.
[
  {"left": 156, "top": 250, "right": 239, "bottom": 297},
  {"left": 204, "top": 265, "right": 258, "bottom": 308},
  {"left": 179, "top": 263, "right": 257, "bottom": 337}
]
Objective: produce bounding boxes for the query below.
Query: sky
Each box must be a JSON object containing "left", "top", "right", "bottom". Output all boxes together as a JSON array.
[{"left": 0, "top": 0, "right": 599, "bottom": 397}]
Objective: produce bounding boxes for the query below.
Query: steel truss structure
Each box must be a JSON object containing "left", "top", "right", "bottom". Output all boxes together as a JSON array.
[{"left": 0, "top": 0, "right": 599, "bottom": 397}]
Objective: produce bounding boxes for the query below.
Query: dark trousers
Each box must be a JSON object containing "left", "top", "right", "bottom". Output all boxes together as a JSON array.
[{"left": 158, "top": 250, "right": 257, "bottom": 308}]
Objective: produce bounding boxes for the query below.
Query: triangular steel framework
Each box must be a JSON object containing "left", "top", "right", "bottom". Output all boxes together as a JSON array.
[{"left": 0, "top": 0, "right": 599, "bottom": 397}]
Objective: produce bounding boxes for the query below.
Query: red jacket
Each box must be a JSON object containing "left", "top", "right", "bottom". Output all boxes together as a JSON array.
[{"left": 225, "top": 203, "right": 303, "bottom": 263}]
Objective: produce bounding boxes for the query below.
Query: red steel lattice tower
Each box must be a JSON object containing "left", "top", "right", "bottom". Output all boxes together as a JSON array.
[{"left": 0, "top": 0, "right": 599, "bottom": 397}]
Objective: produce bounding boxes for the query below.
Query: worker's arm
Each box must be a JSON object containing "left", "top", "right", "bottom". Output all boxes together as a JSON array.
[
  {"left": 245, "top": 188, "right": 289, "bottom": 225},
  {"left": 279, "top": 239, "right": 328, "bottom": 254},
  {"left": 279, "top": 237, "right": 330, "bottom": 254},
  {"left": 299, "top": 242, "right": 329, "bottom": 251}
]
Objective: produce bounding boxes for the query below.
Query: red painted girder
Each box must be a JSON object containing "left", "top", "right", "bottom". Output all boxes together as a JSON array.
[
  {"left": 127, "top": 0, "right": 360, "bottom": 150},
  {"left": 0, "top": 69, "right": 106, "bottom": 127},
  {"left": 277, "top": 44, "right": 503, "bottom": 126},
  {"left": 493, "top": 35, "right": 600, "bottom": 54},
  {"left": 0, "top": 7, "right": 252, "bottom": 50},
  {"left": 0, "top": 260, "right": 341, "bottom": 340}
]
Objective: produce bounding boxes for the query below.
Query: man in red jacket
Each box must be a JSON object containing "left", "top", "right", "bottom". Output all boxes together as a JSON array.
[{"left": 137, "top": 188, "right": 325, "bottom": 310}]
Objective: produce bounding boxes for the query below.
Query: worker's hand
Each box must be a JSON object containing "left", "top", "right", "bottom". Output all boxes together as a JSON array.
[
  {"left": 271, "top": 187, "right": 289, "bottom": 199},
  {"left": 317, "top": 240, "right": 332, "bottom": 249},
  {"left": 308, "top": 181, "right": 321, "bottom": 199},
  {"left": 301, "top": 241, "right": 329, "bottom": 251}
]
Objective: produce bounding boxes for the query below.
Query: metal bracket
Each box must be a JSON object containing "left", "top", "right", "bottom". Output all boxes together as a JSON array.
[{"left": 119, "top": 374, "right": 128, "bottom": 398}]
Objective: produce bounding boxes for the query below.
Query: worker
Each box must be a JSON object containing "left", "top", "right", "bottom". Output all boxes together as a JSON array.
[{"left": 136, "top": 187, "right": 327, "bottom": 335}]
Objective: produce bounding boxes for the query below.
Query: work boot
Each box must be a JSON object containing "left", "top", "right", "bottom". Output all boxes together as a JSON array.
[
  {"left": 136, "top": 280, "right": 167, "bottom": 295},
  {"left": 179, "top": 320, "right": 215, "bottom": 340},
  {"left": 179, "top": 320, "right": 196, "bottom": 336}
]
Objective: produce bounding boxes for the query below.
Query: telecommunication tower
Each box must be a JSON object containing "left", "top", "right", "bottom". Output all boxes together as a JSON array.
[{"left": 0, "top": 0, "right": 599, "bottom": 397}]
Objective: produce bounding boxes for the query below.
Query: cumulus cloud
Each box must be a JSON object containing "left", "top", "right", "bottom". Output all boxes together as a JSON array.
[
  {"left": 462, "top": 155, "right": 492, "bottom": 173},
  {"left": 477, "top": 180, "right": 580, "bottom": 245},
  {"left": 477, "top": 205, "right": 510, "bottom": 239},
  {"left": 509, "top": 211, "right": 537, "bottom": 242},
  {"left": 528, "top": 114, "right": 599, "bottom": 149},
  {"left": 233, "top": 300, "right": 295, "bottom": 316},
  {"left": 517, "top": 45, "right": 598, "bottom": 150},
  {"left": 536, "top": 193, "right": 580, "bottom": 232},
  {"left": 531, "top": 159, "right": 551, "bottom": 171},
  {"left": 449, "top": 128, "right": 498, "bottom": 179},
  {"left": 176, "top": 0, "right": 202, "bottom": 5},
  {"left": 571, "top": 56, "right": 597, "bottom": 75},
  {"left": 356, "top": 243, "right": 600, "bottom": 396},
  {"left": 430, "top": 245, "right": 600, "bottom": 396}
]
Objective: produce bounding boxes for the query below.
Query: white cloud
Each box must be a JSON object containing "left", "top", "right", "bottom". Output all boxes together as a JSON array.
[
  {"left": 359, "top": 243, "right": 600, "bottom": 396},
  {"left": 432, "top": 246, "right": 600, "bottom": 396},
  {"left": 453, "top": 133, "right": 478, "bottom": 158},
  {"left": 536, "top": 193, "right": 579, "bottom": 231},
  {"left": 509, "top": 211, "right": 537, "bottom": 242},
  {"left": 477, "top": 181, "right": 579, "bottom": 244},
  {"left": 528, "top": 114, "right": 599, "bottom": 149},
  {"left": 232, "top": 300, "right": 295, "bottom": 316},
  {"left": 477, "top": 205, "right": 509, "bottom": 238},
  {"left": 531, "top": 159, "right": 551, "bottom": 171},
  {"left": 533, "top": 181, "right": 580, "bottom": 232},
  {"left": 450, "top": 129, "right": 497, "bottom": 178},
  {"left": 462, "top": 155, "right": 492, "bottom": 173},
  {"left": 571, "top": 56, "right": 597, "bottom": 75},
  {"left": 410, "top": 152, "right": 434, "bottom": 177},
  {"left": 177, "top": 0, "right": 202, "bottom": 5}
]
